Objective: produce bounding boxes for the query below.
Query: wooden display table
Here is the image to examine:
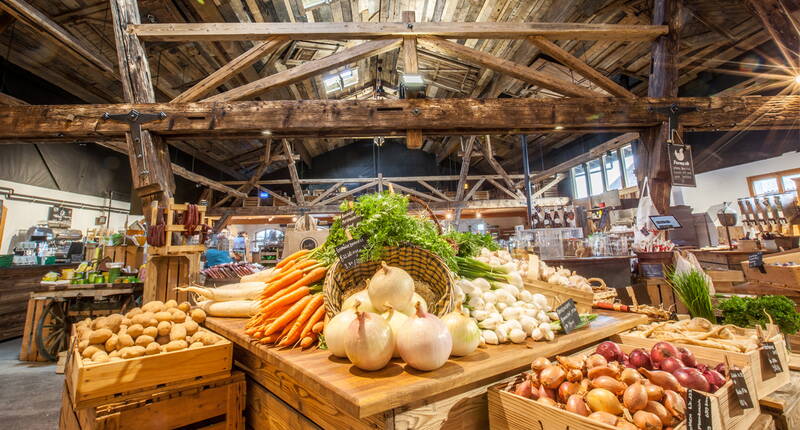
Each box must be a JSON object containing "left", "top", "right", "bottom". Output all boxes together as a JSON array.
[
  {"left": 542, "top": 256, "right": 633, "bottom": 289},
  {"left": 205, "top": 311, "right": 647, "bottom": 430},
  {"left": 691, "top": 248, "right": 777, "bottom": 270}
]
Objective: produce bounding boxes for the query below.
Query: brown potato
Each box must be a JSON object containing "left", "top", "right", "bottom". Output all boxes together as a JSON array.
[
  {"left": 135, "top": 335, "right": 155, "bottom": 348},
  {"left": 124, "top": 307, "right": 142, "bottom": 319},
  {"left": 170, "top": 310, "right": 187, "bottom": 323},
  {"left": 104, "top": 314, "right": 123, "bottom": 332},
  {"left": 165, "top": 299, "right": 178, "bottom": 309},
  {"left": 78, "top": 339, "right": 89, "bottom": 351},
  {"left": 170, "top": 324, "right": 187, "bottom": 341},
  {"left": 108, "top": 350, "right": 120, "bottom": 358},
  {"left": 164, "top": 340, "right": 188, "bottom": 352},
  {"left": 130, "top": 313, "right": 150, "bottom": 326},
  {"left": 142, "top": 326, "right": 158, "bottom": 338},
  {"left": 184, "top": 319, "right": 199, "bottom": 336},
  {"left": 89, "top": 328, "right": 113, "bottom": 345},
  {"left": 91, "top": 316, "right": 107, "bottom": 330},
  {"left": 190, "top": 309, "right": 206, "bottom": 324},
  {"left": 126, "top": 324, "right": 144, "bottom": 338},
  {"left": 104, "top": 334, "right": 118, "bottom": 352},
  {"left": 154, "top": 311, "right": 172, "bottom": 323},
  {"left": 157, "top": 321, "right": 171, "bottom": 337},
  {"left": 82, "top": 345, "right": 102, "bottom": 359},
  {"left": 155, "top": 335, "right": 171, "bottom": 345},
  {"left": 145, "top": 342, "right": 161, "bottom": 355},
  {"left": 121, "top": 318, "right": 132, "bottom": 327},
  {"left": 178, "top": 302, "right": 191, "bottom": 313},
  {"left": 118, "top": 333, "right": 134, "bottom": 348},
  {"left": 142, "top": 301, "right": 165, "bottom": 313},
  {"left": 91, "top": 350, "right": 109, "bottom": 363},
  {"left": 189, "top": 341, "right": 204, "bottom": 349},
  {"left": 121, "top": 346, "right": 146, "bottom": 359},
  {"left": 82, "top": 358, "right": 93, "bottom": 365},
  {"left": 109, "top": 356, "right": 123, "bottom": 362}
]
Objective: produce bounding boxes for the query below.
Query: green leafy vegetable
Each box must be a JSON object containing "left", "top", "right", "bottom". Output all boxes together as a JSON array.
[
  {"left": 455, "top": 256, "right": 510, "bottom": 282},
  {"left": 667, "top": 268, "right": 716, "bottom": 323},
  {"left": 442, "top": 231, "right": 499, "bottom": 258},
  {"left": 550, "top": 314, "right": 598, "bottom": 333},
  {"left": 312, "top": 192, "right": 457, "bottom": 269},
  {"left": 718, "top": 295, "right": 800, "bottom": 334}
]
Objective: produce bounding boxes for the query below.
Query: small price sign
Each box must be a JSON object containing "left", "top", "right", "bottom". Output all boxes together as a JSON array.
[
  {"left": 686, "top": 389, "right": 713, "bottom": 430},
  {"left": 729, "top": 368, "right": 754, "bottom": 409},
  {"left": 762, "top": 342, "right": 784, "bottom": 374},
  {"left": 335, "top": 237, "right": 367, "bottom": 270},
  {"left": 555, "top": 299, "right": 581, "bottom": 334},
  {"left": 340, "top": 210, "right": 362, "bottom": 228},
  {"left": 748, "top": 252, "right": 766, "bottom": 273}
]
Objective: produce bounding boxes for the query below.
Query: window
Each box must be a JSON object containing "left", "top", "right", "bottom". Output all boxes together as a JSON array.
[
  {"left": 302, "top": 0, "right": 328, "bottom": 9},
  {"left": 587, "top": 159, "right": 605, "bottom": 196},
  {"left": 323, "top": 68, "right": 359, "bottom": 93},
  {"left": 747, "top": 168, "right": 800, "bottom": 196},
  {"left": 621, "top": 145, "right": 636, "bottom": 188},
  {"left": 603, "top": 151, "right": 623, "bottom": 191},
  {"left": 253, "top": 229, "right": 285, "bottom": 252},
  {"left": 572, "top": 165, "right": 589, "bottom": 199}
]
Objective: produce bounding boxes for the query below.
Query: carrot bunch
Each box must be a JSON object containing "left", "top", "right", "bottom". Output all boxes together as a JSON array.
[{"left": 245, "top": 249, "right": 328, "bottom": 349}]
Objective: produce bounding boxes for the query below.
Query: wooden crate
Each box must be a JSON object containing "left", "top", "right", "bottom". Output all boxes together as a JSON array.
[
  {"left": 148, "top": 199, "right": 210, "bottom": 257},
  {"left": 67, "top": 330, "right": 232, "bottom": 409},
  {"left": 60, "top": 371, "right": 245, "bottom": 429},
  {"left": 618, "top": 331, "right": 791, "bottom": 399},
  {"left": 741, "top": 250, "right": 800, "bottom": 289},
  {"left": 640, "top": 277, "right": 689, "bottom": 314},
  {"left": 759, "top": 370, "right": 800, "bottom": 430},
  {"left": 144, "top": 254, "right": 200, "bottom": 303},
  {"left": 102, "top": 245, "right": 144, "bottom": 268},
  {"left": 523, "top": 279, "right": 593, "bottom": 313}
]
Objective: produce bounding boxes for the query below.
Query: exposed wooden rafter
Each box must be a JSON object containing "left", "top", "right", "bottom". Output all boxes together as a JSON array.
[
  {"left": 744, "top": 0, "right": 800, "bottom": 71},
  {"left": 455, "top": 137, "right": 475, "bottom": 201},
  {"left": 282, "top": 139, "right": 305, "bottom": 205}
]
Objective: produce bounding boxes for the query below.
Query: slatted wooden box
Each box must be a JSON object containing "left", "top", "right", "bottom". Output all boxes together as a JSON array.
[
  {"left": 60, "top": 371, "right": 245, "bottom": 429},
  {"left": 617, "top": 330, "right": 791, "bottom": 399},
  {"left": 524, "top": 279, "right": 594, "bottom": 313},
  {"left": 66, "top": 330, "right": 232, "bottom": 409},
  {"left": 740, "top": 250, "right": 800, "bottom": 289}
]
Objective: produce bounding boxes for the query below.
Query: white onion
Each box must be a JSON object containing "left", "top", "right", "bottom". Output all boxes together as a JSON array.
[
  {"left": 368, "top": 262, "right": 414, "bottom": 313},
  {"left": 382, "top": 308, "right": 409, "bottom": 357},
  {"left": 441, "top": 306, "right": 480, "bottom": 356},
  {"left": 342, "top": 290, "right": 377, "bottom": 313},
  {"left": 473, "top": 278, "right": 491, "bottom": 292},
  {"left": 324, "top": 308, "right": 358, "bottom": 358},
  {"left": 396, "top": 302, "right": 452, "bottom": 371},
  {"left": 344, "top": 310, "right": 394, "bottom": 371},
  {"left": 396, "top": 293, "right": 428, "bottom": 315}
]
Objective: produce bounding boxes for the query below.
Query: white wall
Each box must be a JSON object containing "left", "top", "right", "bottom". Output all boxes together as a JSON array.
[
  {"left": 0, "top": 179, "right": 139, "bottom": 253},
  {"left": 673, "top": 151, "right": 800, "bottom": 223}
]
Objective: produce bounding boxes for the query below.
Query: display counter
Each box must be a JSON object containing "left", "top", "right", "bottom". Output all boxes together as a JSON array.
[
  {"left": 542, "top": 256, "right": 634, "bottom": 289},
  {"left": 691, "top": 248, "right": 778, "bottom": 270},
  {"left": 0, "top": 263, "right": 77, "bottom": 341},
  {"left": 205, "top": 311, "right": 646, "bottom": 429}
]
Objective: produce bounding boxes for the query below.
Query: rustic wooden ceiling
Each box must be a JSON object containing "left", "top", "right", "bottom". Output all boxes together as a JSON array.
[{"left": 0, "top": 0, "right": 787, "bottom": 179}]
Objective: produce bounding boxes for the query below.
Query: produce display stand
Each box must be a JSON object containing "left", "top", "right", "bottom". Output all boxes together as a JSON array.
[
  {"left": 205, "top": 311, "right": 647, "bottom": 430},
  {"left": 740, "top": 249, "right": 800, "bottom": 290},
  {"left": 759, "top": 370, "right": 800, "bottom": 430},
  {"left": 524, "top": 279, "right": 616, "bottom": 313},
  {"left": 691, "top": 248, "right": 778, "bottom": 271}
]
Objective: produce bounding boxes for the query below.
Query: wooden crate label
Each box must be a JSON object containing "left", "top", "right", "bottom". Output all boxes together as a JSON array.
[
  {"left": 762, "top": 342, "right": 784, "bottom": 373},
  {"left": 335, "top": 237, "right": 367, "bottom": 270},
  {"left": 687, "top": 389, "right": 712, "bottom": 430},
  {"left": 555, "top": 298, "right": 580, "bottom": 334},
  {"left": 730, "top": 368, "right": 754, "bottom": 409}
]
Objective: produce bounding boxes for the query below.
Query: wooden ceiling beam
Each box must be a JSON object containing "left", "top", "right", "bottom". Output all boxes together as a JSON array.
[
  {"left": 1, "top": 96, "right": 799, "bottom": 140},
  {"left": 208, "top": 198, "right": 529, "bottom": 216},
  {"left": 744, "top": 0, "right": 800, "bottom": 71},
  {"left": 171, "top": 37, "right": 289, "bottom": 103},
  {"left": 417, "top": 37, "right": 602, "bottom": 98},
  {"left": 526, "top": 36, "right": 636, "bottom": 98},
  {"left": 204, "top": 38, "right": 402, "bottom": 102},
  {"left": 130, "top": 22, "right": 669, "bottom": 42}
]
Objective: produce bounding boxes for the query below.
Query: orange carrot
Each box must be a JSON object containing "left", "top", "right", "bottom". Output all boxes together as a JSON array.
[
  {"left": 276, "top": 249, "right": 310, "bottom": 269},
  {"left": 262, "top": 294, "right": 313, "bottom": 336},
  {"left": 260, "top": 266, "right": 327, "bottom": 307},
  {"left": 300, "top": 334, "right": 317, "bottom": 349},
  {"left": 301, "top": 305, "right": 326, "bottom": 339},
  {"left": 290, "top": 259, "right": 319, "bottom": 272},
  {"left": 312, "top": 321, "right": 324, "bottom": 334},
  {"left": 259, "top": 269, "right": 304, "bottom": 300},
  {"left": 279, "top": 295, "right": 323, "bottom": 347},
  {"left": 258, "top": 334, "right": 279, "bottom": 344}
]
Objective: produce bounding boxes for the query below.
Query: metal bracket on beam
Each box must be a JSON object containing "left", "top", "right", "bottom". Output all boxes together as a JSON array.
[
  {"left": 650, "top": 104, "right": 698, "bottom": 144},
  {"left": 102, "top": 110, "right": 166, "bottom": 175}
]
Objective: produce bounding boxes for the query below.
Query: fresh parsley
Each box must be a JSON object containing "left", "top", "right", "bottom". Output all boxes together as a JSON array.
[{"left": 718, "top": 295, "right": 800, "bottom": 334}]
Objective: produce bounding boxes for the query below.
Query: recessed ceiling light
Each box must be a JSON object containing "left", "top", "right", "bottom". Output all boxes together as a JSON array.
[
  {"left": 555, "top": 126, "right": 564, "bottom": 130},
  {"left": 794, "top": 75, "right": 800, "bottom": 84},
  {"left": 261, "top": 130, "right": 272, "bottom": 136}
]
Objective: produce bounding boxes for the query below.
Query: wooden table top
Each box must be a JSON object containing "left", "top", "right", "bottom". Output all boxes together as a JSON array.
[{"left": 206, "top": 310, "right": 647, "bottom": 419}]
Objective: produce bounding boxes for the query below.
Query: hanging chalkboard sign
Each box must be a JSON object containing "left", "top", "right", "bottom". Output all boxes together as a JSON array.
[
  {"left": 748, "top": 252, "right": 766, "bottom": 273},
  {"left": 640, "top": 263, "right": 664, "bottom": 278},
  {"left": 335, "top": 237, "right": 368, "bottom": 270},
  {"left": 729, "top": 368, "right": 754, "bottom": 409},
  {"left": 686, "top": 389, "right": 712, "bottom": 430},
  {"left": 555, "top": 299, "right": 581, "bottom": 334},
  {"left": 762, "top": 342, "right": 784, "bottom": 374},
  {"left": 340, "top": 211, "right": 362, "bottom": 228}
]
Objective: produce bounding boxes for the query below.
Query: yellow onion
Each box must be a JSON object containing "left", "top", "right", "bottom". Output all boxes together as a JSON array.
[
  {"left": 616, "top": 421, "right": 639, "bottom": 430},
  {"left": 342, "top": 290, "right": 377, "bottom": 313},
  {"left": 663, "top": 390, "right": 686, "bottom": 421},
  {"left": 537, "top": 397, "right": 558, "bottom": 407},
  {"left": 586, "top": 354, "right": 608, "bottom": 369},
  {"left": 588, "top": 365, "right": 620, "bottom": 379},
  {"left": 644, "top": 382, "right": 664, "bottom": 402},
  {"left": 620, "top": 368, "right": 643, "bottom": 385},
  {"left": 396, "top": 302, "right": 452, "bottom": 371},
  {"left": 531, "top": 357, "right": 550, "bottom": 372},
  {"left": 557, "top": 355, "right": 585, "bottom": 370},
  {"left": 592, "top": 376, "right": 627, "bottom": 395},
  {"left": 558, "top": 381, "right": 580, "bottom": 402},
  {"left": 644, "top": 401, "right": 672, "bottom": 426},
  {"left": 323, "top": 307, "right": 358, "bottom": 358},
  {"left": 633, "top": 410, "right": 662, "bottom": 430},
  {"left": 588, "top": 411, "right": 619, "bottom": 426},
  {"left": 566, "top": 368, "right": 583, "bottom": 382},
  {"left": 440, "top": 304, "right": 480, "bottom": 357},
  {"left": 381, "top": 307, "right": 409, "bottom": 358},
  {"left": 540, "top": 365, "right": 566, "bottom": 389},
  {"left": 344, "top": 310, "right": 394, "bottom": 371},
  {"left": 623, "top": 382, "right": 648, "bottom": 412},
  {"left": 586, "top": 388, "right": 623, "bottom": 415}
]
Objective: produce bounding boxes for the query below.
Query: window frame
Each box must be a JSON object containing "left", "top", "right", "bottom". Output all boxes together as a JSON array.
[
  {"left": 570, "top": 144, "right": 638, "bottom": 200},
  {"left": 747, "top": 167, "right": 800, "bottom": 196}
]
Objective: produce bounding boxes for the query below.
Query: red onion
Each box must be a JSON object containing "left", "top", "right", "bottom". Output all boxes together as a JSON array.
[
  {"left": 595, "top": 341, "right": 624, "bottom": 363},
  {"left": 628, "top": 348, "right": 653, "bottom": 370},
  {"left": 514, "top": 380, "right": 533, "bottom": 398},
  {"left": 714, "top": 363, "right": 728, "bottom": 377},
  {"left": 650, "top": 342, "right": 680, "bottom": 366},
  {"left": 672, "top": 367, "right": 710, "bottom": 392},
  {"left": 702, "top": 369, "right": 726, "bottom": 392},
  {"left": 695, "top": 363, "right": 708, "bottom": 373},
  {"left": 659, "top": 357, "right": 684, "bottom": 374},
  {"left": 395, "top": 302, "right": 452, "bottom": 371},
  {"left": 677, "top": 347, "right": 697, "bottom": 368}
]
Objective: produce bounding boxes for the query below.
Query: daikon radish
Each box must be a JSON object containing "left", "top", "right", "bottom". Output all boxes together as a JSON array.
[
  {"left": 196, "top": 300, "right": 259, "bottom": 317},
  {"left": 176, "top": 282, "right": 264, "bottom": 301},
  {"left": 241, "top": 268, "right": 277, "bottom": 283}
]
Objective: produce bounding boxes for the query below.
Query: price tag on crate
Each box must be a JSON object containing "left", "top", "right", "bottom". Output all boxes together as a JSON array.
[
  {"left": 340, "top": 210, "right": 362, "bottom": 229},
  {"left": 729, "top": 368, "right": 754, "bottom": 409},
  {"left": 762, "top": 341, "right": 784, "bottom": 374},
  {"left": 555, "top": 298, "right": 581, "bottom": 334},
  {"left": 686, "top": 389, "right": 713, "bottom": 430},
  {"left": 335, "top": 237, "right": 368, "bottom": 270},
  {"left": 748, "top": 252, "right": 766, "bottom": 273}
]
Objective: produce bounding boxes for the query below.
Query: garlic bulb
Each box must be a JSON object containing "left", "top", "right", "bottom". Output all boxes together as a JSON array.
[{"left": 368, "top": 262, "right": 414, "bottom": 313}]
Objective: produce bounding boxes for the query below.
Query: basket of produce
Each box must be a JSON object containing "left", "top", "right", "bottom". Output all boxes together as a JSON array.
[{"left": 324, "top": 245, "right": 454, "bottom": 318}]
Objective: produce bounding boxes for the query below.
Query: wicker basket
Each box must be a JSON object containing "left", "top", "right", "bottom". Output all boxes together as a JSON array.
[{"left": 323, "top": 246, "right": 455, "bottom": 318}]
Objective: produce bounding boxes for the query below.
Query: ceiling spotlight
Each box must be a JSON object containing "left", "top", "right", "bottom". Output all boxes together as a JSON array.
[
  {"left": 445, "top": 212, "right": 452, "bottom": 220},
  {"left": 554, "top": 126, "right": 564, "bottom": 130},
  {"left": 261, "top": 130, "right": 272, "bottom": 136},
  {"left": 292, "top": 216, "right": 298, "bottom": 222},
  {"left": 476, "top": 212, "right": 482, "bottom": 219},
  {"left": 463, "top": 183, "right": 469, "bottom": 190},
  {"left": 339, "top": 186, "right": 347, "bottom": 193},
  {"left": 794, "top": 75, "right": 800, "bottom": 84}
]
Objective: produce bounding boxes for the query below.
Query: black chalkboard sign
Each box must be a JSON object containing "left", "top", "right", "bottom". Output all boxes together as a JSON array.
[
  {"left": 762, "top": 342, "right": 784, "bottom": 374},
  {"left": 335, "top": 237, "right": 368, "bottom": 270},
  {"left": 729, "top": 368, "right": 754, "bottom": 409},
  {"left": 640, "top": 263, "right": 664, "bottom": 278},
  {"left": 748, "top": 252, "right": 767, "bottom": 273},
  {"left": 555, "top": 299, "right": 581, "bottom": 334},
  {"left": 340, "top": 210, "right": 362, "bottom": 228},
  {"left": 686, "top": 389, "right": 713, "bottom": 430}
]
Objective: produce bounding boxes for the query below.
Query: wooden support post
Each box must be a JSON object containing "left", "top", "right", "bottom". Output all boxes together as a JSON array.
[
  {"left": 455, "top": 137, "right": 475, "bottom": 201},
  {"left": 402, "top": 11, "right": 423, "bottom": 150},
  {"left": 283, "top": 140, "right": 305, "bottom": 205},
  {"left": 110, "top": 0, "right": 174, "bottom": 207},
  {"left": 635, "top": 0, "right": 683, "bottom": 214}
]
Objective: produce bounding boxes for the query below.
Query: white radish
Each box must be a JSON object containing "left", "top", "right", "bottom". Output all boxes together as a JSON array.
[
  {"left": 195, "top": 300, "right": 258, "bottom": 317},
  {"left": 240, "top": 268, "right": 276, "bottom": 283},
  {"left": 176, "top": 283, "right": 264, "bottom": 302}
]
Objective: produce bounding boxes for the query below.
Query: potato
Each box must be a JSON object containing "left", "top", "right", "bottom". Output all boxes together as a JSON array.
[
  {"left": 126, "top": 324, "right": 144, "bottom": 338},
  {"left": 164, "top": 340, "right": 188, "bottom": 352},
  {"left": 191, "top": 309, "right": 206, "bottom": 324},
  {"left": 155, "top": 335, "right": 171, "bottom": 345},
  {"left": 170, "top": 310, "right": 187, "bottom": 323},
  {"left": 157, "top": 321, "right": 171, "bottom": 337},
  {"left": 184, "top": 319, "right": 199, "bottom": 336},
  {"left": 118, "top": 333, "right": 134, "bottom": 348},
  {"left": 121, "top": 318, "right": 132, "bottom": 327},
  {"left": 130, "top": 313, "right": 150, "bottom": 326},
  {"left": 103, "top": 314, "right": 124, "bottom": 332},
  {"left": 121, "top": 346, "right": 146, "bottom": 359},
  {"left": 125, "top": 307, "right": 143, "bottom": 319},
  {"left": 135, "top": 335, "right": 155, "bottom": 347},
  {"left": 142, "top": 326, "right": 158, "bottom": 338},
  {"left": 170, "top": 324, "right": 187, "bottom": 341},
  {"left": 75, "top": 319, "right": 88, "bottom": 329},
  {"left": 192, "top": 332, "right": 216, "bottom": 346},
  {"left": 82, "top": 345, "right": 102, "bottom": 359},
  {"left": 142, "top": 301, "right": 165, "bottom": 313},
  {"left": 178, "top": 302, "right": 191, "bottom": 313},
  {"left": 189, "top": 341, "right": 204, "bottom": 349},
  {"left": 145, "top": 342, "right": 161, "bottom": 355},
  {"left": 165, "top": 299, "right": 178, "bottom": 309},
  {"left": 91, "top": 317, "right": 107, "bottom": 330},
  {"left": 109, "top": 349, "right": 120, "bottom": 358},
  {"left": 118, "top": 325, "right": 128, "bottom": 336},
  {"left": 105, "top": 334, "right": 118, "bottom": 352},
  {"left": 154, "top": 311, "right": 172, "bottom": 323},
  {"left": 89, "top": 328, "right": 113, "bottom": 345},
  {"left": 91, "top": 350, "right": 109, "bottom": 363},
  {"left": 78, "top": 339, "right": 89, "bottom": 351}
]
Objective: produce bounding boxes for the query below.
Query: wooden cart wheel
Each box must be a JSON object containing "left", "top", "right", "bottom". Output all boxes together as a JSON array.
[{"left": 35, "top": 300, "right": 71, "bottom": 362}]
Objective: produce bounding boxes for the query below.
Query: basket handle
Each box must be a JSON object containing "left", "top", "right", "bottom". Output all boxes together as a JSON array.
[
  {"left": 407, "top": 195, "right": 443, "bottom": 235},
  {"left": 587, "top": 277, "right": 607, "bottom": 290}
]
